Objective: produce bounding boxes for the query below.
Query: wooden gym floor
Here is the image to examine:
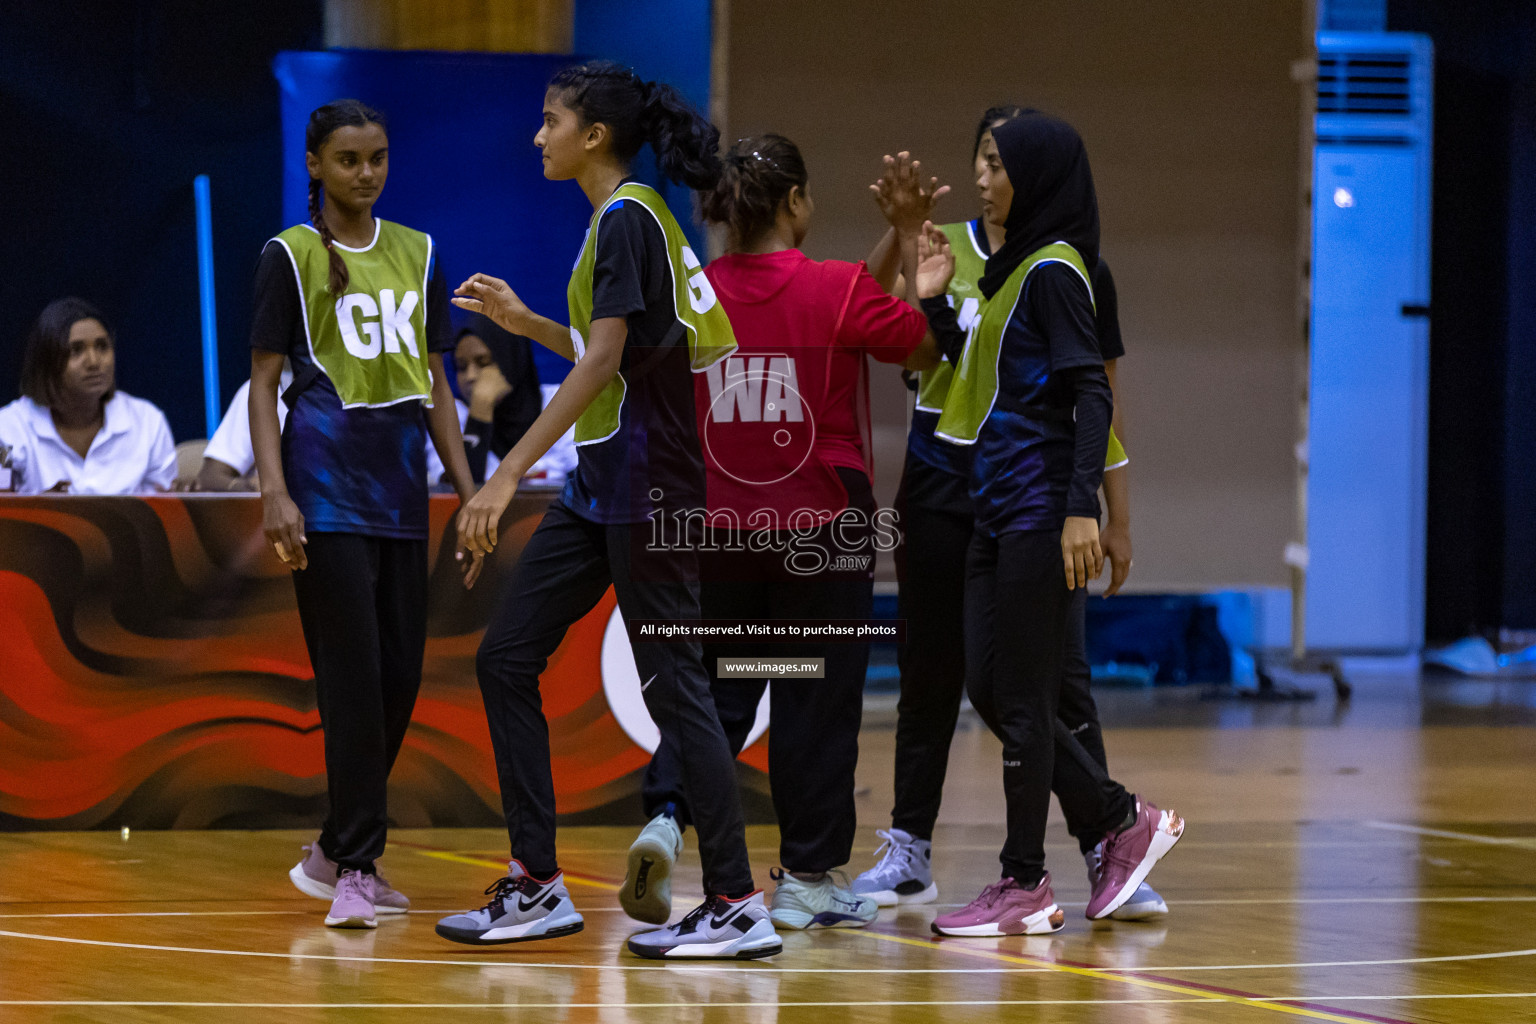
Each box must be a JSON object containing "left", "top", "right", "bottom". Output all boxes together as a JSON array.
[{"left": 2, "top": 668, "right": 1534, "bottom": 1023}]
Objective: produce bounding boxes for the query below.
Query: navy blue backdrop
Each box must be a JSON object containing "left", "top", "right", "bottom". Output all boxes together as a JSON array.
[{"left": 275, "top": 50, "right": 596, "bottom": 388}]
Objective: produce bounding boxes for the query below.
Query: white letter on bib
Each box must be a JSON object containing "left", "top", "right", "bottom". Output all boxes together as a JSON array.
[
  {"left": 681, "top": 246, "right": 717, "bottom": 314},
  {"left": 380, "top": 289, "right": 420, "bottom": 357},
  {"left": 337, "top": 294, "right": 381, "bottom": 359}
]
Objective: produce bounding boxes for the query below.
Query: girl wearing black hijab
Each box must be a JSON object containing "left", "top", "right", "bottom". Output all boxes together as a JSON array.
[
  {"left": 432, "top": 314, "right": 542, "bottom": 486},
  {"left": 916, "top": 112, "right": 1184, "bottom": 936}
]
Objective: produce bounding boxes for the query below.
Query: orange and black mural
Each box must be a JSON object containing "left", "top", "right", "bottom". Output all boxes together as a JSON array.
[{"left": 0, "top": 494, "right": 769, "bottom": 831}]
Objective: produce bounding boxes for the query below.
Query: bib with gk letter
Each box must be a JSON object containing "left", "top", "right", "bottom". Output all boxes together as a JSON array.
[{"left": 271, "top": 220, "right": 435, "bottom": 409}]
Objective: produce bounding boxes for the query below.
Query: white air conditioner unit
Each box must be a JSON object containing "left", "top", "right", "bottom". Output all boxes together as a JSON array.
[{"left": 1305, "top": 32, "right": 1433, "bottom": 652}]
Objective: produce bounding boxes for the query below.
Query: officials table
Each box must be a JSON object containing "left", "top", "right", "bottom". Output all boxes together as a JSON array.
[{"left": 0, "top": 494, "right": 769, "bottom": 831}]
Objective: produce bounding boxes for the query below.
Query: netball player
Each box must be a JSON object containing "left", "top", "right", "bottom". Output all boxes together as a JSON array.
[
  {"left": 855, "top": 108, "right": 1170, "bottom": 923},
  {"left": 249, "top": 99, "right": 482, "bottom": 929},
  {"left": 912, "top": 113, "right": 1182, "bottom": 935},
  {"left": 624, "top": 137, "right": 942, "bottom": 932},
  {"left": 432, "top": 62, "right": 779, "bottom": 961}
]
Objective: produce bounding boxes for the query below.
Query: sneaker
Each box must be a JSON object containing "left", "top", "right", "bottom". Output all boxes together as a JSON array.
[
  {"left": 768, "top": 869, "right": 878, "bottom": 929},
  {"left": 931, "top": 874, "right": 1063, "bottom": 936},
  {"left": 289, "top": 837, "right": 410, "bottom": 915},
  {"left": 627, "top": 891, "right": 782, "bottom": 960},
  {"left": 435, "top": 861, "right": 585, "bottom": 945},
  {"left": 325, "top": 869, "right": 377, "bottom": 929},
  {"left": 1086, "top": 798, "right": 1184, "bottom": 920},
  {"left": 621, "top": 809, "right": 683, "bottom": 925},
  {"left": 1086, "top": 844, "right": 1169, "bottom": 921},
  {"left": 852, "top": 828, "right": 937, "bottom": 907}
]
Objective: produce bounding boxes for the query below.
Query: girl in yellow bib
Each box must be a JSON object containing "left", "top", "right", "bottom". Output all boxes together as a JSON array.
[
  {"left": 249, "top": 99, "right": 481, "bottom": 930},
  {"left": 435, "top": 61, "right": 778, "bottom": 961},
  {"left": 915, "top": 112, "right": 1184, "bottom": 936}
]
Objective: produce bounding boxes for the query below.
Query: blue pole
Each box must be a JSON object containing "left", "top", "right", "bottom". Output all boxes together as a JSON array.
[{"left": 193, "top": 174, "right": 220, "bottom": 438}]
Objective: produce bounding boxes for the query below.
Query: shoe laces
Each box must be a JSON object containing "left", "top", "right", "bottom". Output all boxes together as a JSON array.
[
  {"left": 970, "top": 878, "right": 1014, "bottom": 910},
  {"left": 674, "top": 895, "right": 727, "bottom": 935},
  {"left": 336, "top": 871, "right": 376, "bottom": 901},
  {"left": 478, "top": 874, "right": 532, "bottom": 915},
  {"left": 870, "top": 829, "right": 914, "bottom": 878}
]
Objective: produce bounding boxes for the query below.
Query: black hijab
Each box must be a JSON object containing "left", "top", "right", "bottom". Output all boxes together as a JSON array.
[
  {"left": 456, "top": 313, "right": 541, "bottom": 458},
  {"left": 977, "top": 112, "right": 1100, "bottom": 299}
]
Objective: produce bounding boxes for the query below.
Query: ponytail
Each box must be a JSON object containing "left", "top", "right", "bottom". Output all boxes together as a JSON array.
[
  {"left": 640, "top": 80, "right": 723, "bottom": 191},
  {"left": 549, "top": 61, "right": 722, "bottom": 191},
  {"left": 701, "top": 134, "right": 808, "bottom": 245},
  {"left": 304, "top": 98, "right": 387, "bottom": 295}
]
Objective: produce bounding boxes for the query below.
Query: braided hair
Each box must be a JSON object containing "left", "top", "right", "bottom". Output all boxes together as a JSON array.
[
  {"left": 700, "top": 134, "right": 808, "bottom": 246},
  {"left": 547, "top": 61, "right": 723, "bottom": 191},
  {"left": 305, "top": 99, "right": 387, "bottom": 295}
]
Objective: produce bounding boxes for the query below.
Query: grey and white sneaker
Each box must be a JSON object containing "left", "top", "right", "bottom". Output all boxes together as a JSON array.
[
  {"left": 1086, "top": 843, "right": 1169, "bottom": 921},
  {"left": 435, "top": 861, "right": 585, "bottom": 945},
  {"left": 769, "top": 868, "right": 878, "bottom": 929},
  {"left": 627, "top": 891, "right": 782, "bottom": 960},
  {"left": 852, "top": 828, "right": 937, "bottom": 907},
  {"left": 622, "top": 808, "right": 683, "bottom": 924}
]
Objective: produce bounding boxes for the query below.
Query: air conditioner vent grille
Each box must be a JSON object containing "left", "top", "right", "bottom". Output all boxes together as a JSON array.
[{"left": 1317, "top": 53, "right": 1412, "bottom": 114}]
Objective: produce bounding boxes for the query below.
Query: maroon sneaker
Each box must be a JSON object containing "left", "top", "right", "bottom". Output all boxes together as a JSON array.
[
  {"left": 289, "top": 837, "right": 410, "bottom": 915},
  {"left": 1086, "top": 798, "right": 1184, "bottom": 920},
  {"left": 931, "top": 874, "right": 1064, "bottom": 936}
]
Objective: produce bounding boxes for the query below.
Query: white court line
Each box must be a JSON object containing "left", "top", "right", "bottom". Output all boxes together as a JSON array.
[
  {"left": 2, "top": 928, "right": 1534, "bottom": 975},
  {"left": 7, "top": 896, "right": 1534, "bottom": 920},
  {"left": 0, "top": 999, "right": 1222, "bottom": 1009},
  {"left": 0, "top": 994, "right": 1532, "bottom": 1010},
  {"left": 1363, "top": 821, "right": 1536, "bottom": 847}
]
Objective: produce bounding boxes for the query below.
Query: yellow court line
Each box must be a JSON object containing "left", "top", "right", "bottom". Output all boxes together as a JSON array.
[
  {"left": 408, "top": 849, "right": 620, "bottom": 892},
  {"left": 840, "top": 929, "right": 1382, "bottom": 1024}
]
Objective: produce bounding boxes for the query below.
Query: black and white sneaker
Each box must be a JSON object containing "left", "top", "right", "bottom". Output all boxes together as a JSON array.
[
  {"left": 626, "top": 891, "right": 782, "bottom": 960},
  {"left": 435, "top": 860, "right": 584, "bottom": 945}
]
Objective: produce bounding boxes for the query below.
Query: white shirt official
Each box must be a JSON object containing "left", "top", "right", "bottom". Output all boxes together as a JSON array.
[
  {"left": 203, "top": 369, "right": 294, "bottom": 477},
  {"left": 0, "top": 392, "right": 176, "bottom": 495}
]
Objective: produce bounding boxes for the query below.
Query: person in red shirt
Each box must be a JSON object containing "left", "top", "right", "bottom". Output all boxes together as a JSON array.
[{"left": 622, "top": 134, "right": 944, "bottom": 931}]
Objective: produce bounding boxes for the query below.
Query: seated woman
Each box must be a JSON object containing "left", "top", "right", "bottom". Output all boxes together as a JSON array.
[
  {"left": 425, "top": 315, "right": 542, "bottom": 487},
  {"left": 196, "top": 361, "right": 294, "bottom": 491},
  {"left": 0, "top": 297, "right": 175, "bottom": 494}
]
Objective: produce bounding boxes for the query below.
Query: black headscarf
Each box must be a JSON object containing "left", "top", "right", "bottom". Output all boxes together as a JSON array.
[
  {"left": 455, "top": 313, "right": 541, "bottom": 458},
  {"left": 977, "top": 112, "right": 1100, "bottom": 299}
]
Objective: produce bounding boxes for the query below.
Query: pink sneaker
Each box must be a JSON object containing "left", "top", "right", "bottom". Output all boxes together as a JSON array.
[
  {"left": 289, "top": 837, "right": 410, "bottom": 914},
  {"left": 325, "top": 869, "right": 377, "bottom": 929},
  {"left": 1086, "top": 797, "right": 1184, "bottom": 920},
  {"left": 931, "top": 874, "right": 1064, "bottom": 936}
]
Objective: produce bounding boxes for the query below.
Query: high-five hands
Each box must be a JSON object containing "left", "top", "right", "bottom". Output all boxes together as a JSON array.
[
  {"left": 871, "top": 151, "right": 950, "bottom": 235},
  {"left": 915, "top": 222, "right": 956, "bottom": 299}
]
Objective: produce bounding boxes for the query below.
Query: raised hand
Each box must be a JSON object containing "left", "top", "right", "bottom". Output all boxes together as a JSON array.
[
  {"left": 915, "top": 221, "right": 956, "bottom": 299},
  {"left": 870, "top": 151, "right": 950, "bottom": 236},
  {"left": 452, "top": 274, "right": 534, "bottom": 335}
]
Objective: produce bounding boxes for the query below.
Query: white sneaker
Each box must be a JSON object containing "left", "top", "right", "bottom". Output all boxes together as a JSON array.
[
  {"left": 769, "top": 869, "right": 879, "bottom": 929},
  {"left": 627, "top": 891, "right": 782, "bottom": 960},
  {"left": 852, "top": 828, "right": 937, "bottom": 907},
  {"left": 1086, "top": 842, "right": 1170, "bottom": 921},
  {"left": 435, "top": 861, "right": 585, "bottom": 944},
  {"left": 622, "top": 811, "right": 684, "bottom": 924}
]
